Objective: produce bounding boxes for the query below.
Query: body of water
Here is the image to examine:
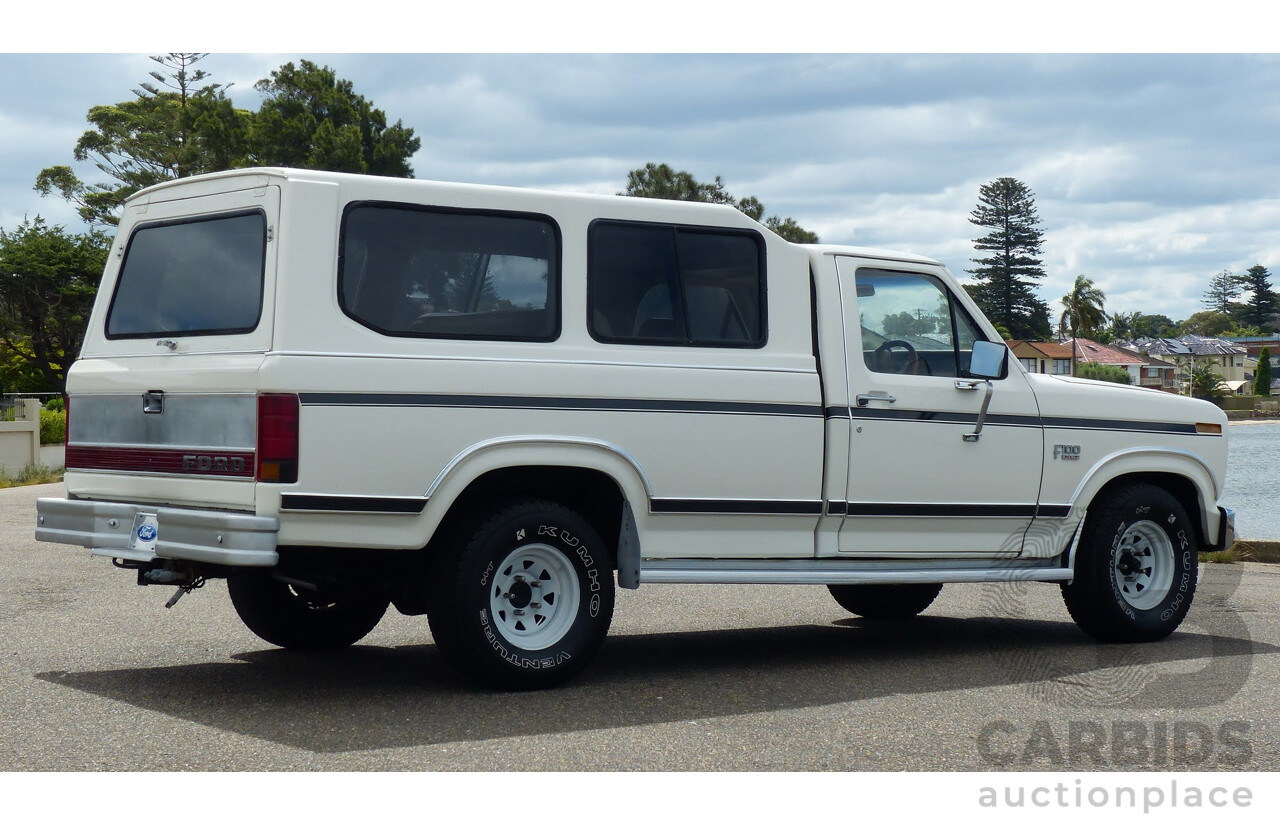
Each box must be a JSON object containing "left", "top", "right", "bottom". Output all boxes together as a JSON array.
[{"left": 1221, "top": 421, "right": 1280, "bottom": 540}]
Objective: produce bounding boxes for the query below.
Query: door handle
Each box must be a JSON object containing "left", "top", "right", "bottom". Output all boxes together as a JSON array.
[
  {"left": 955, "top": 379, "right": 983, "bottom": 391},
  {"left": 856, "top": 393, "right": 897, "bottom": 407}
]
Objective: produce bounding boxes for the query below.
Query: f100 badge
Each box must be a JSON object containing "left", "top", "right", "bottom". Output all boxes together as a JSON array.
[{"left": 1053, "top": 444, "right": 1082, "bottom": 461}]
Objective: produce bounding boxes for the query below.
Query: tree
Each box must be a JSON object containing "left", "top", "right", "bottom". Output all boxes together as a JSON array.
[
  {"left": 1131, "top": 313, "right": 1177, "bottom": 339},
  {"left": 36, "top": 55, "right": 420, "bottom": 227},
  {"left": 965, "top": 177, "right": 1052, "bottom": 340},
  {"left": 622, "top": 163, "right": 818, "bottom": 243},
  {"left": 1238, "top": 265, "right": 1277, "bottom": 331},
  {"left": 1076, "top": 361, "right": 1132, "bottom": 385},
  {"left": 251, "top": 60, "right": 420, "bottom": 177},
  {"left": 1189, "top": 362, "right": 1228, "bottom": 402},
  {"left": 35, "top": 54, "right": 250, "bottom": 227},
  {"left": 1255, "top": 346, "right": 1272, "bottom": 397},
  {"left": 1202, "top": 268, "right": 1246, "bottom": 316},
  {"left": 0, "top": 218, "right": 109, "bottom": 392},
  {"left": 1178, "top": 310, "right": 1234, "bottom": 337},
  {"left": 1105, "top": 310, "right": 1140, "bottom": 341},
  {"left": 1059, "top": 275, "right": 1107, "bottom": 372}
]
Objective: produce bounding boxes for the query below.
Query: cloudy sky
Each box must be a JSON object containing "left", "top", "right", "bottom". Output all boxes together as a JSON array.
[{"left": 2, "top": 43, "right": 1278, "bottom": 324}]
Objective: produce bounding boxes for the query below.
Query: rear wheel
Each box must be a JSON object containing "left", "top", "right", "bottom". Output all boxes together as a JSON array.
[
  {"left": 827, "top": 582, "right": 942, "bottom": 619},
  {"left": 427, "top": 499, "right": 615, "bottom": 690},
  {"left": 228, "top": 573, "right": 390, "bottom": 650},
  {"left": 1062, "top": 483, "right": 1198, "bottom": 642}
]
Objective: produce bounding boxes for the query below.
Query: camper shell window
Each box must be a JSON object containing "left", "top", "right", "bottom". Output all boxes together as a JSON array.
[
  {"left": 339, "top": 202, "right": 561, "bottom": 342},
  {"left": 106, "top": 211, "right": 267, "bottom": 339}
]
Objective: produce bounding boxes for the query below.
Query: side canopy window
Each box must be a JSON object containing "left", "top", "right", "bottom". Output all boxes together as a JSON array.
[
  {"left": 855, "top": 268, "right": 988, "bottom": 378},
  {"left": 341, "top": 203, "right": 559, "bottom": 341},
  {"left": 107, "top": 211, "right": 266, "bottom": 338},
  {"left": 589, "top": 221, "right": 765, "bottom": 347}
]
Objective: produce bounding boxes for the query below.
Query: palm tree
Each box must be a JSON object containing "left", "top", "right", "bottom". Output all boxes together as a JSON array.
[{"left": 1059, "top": 275, "right": 1107, "bottom": 374}]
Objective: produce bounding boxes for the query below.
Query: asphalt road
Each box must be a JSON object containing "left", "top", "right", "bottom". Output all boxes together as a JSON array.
[{"left": 3, "top": 481, "right": 1279, "bottom": 773}]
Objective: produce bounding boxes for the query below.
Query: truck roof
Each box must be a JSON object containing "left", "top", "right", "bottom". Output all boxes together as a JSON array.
[
  {"left": 127, "top": 168, "right": 943, "bottom": 266},
  {"left": 804, "top": 243, "right": 942, "bottom": 266}
]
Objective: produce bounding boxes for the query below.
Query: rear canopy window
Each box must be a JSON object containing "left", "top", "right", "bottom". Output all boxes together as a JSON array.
[
  {"left": 340, "top": 203, "right": 560, "bottom": 341},
  {"left": 106, "top": 211, "right": 266, "bottom": 338}
]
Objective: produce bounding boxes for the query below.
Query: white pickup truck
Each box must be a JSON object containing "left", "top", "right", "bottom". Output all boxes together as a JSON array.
[{"left": 36, "top": 168, "right": 1234, "bottom": 689}]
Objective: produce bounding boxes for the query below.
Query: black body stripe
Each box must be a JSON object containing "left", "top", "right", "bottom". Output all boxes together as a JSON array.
[
  {"left": 830, "top": 406, "right": 1202, "bottom": 435},
  {"left": 652, "top": 499, "right": 825, "bottom": 516},
  {"left": 827, "top": 502, "right": 1073, "bottom": 518},
  {"left": 281, "top": 494, "right": 427, "bottom": 514},
  {"left": 299, "top": 393, "right": 822, "bottom": 418}
]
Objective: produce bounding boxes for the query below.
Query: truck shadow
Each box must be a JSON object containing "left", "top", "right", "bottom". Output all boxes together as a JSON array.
[{"left": 36, "top": 614, "right": 1273, "bottom": 755}]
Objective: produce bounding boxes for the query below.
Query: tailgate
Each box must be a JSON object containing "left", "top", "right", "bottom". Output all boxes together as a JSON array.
[{"left": 64, "top": 178, "right": 282, "bottom": 511}]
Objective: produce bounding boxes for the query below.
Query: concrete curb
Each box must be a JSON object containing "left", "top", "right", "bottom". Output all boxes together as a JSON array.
[{"left": 1226, "top": 539, "right": 1280, "bottom": 564}]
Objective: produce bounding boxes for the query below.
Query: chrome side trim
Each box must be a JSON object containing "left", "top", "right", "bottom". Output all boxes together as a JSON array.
[{"left": 638, "top": 558, "right": 1072, "bottom": 585}]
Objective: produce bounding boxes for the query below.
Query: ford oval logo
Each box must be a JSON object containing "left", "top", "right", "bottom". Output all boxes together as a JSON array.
[{"left": 137, "top": 523, "right": 158, "bottom": 542}]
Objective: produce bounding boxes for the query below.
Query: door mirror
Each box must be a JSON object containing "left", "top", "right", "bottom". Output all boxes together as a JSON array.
[{"left": 969, "top": 340, "right": 1006, "bottom": 379}]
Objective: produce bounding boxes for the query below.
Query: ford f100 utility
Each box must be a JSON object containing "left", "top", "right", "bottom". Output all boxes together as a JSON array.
[{"left": 36, "top": 168, "right": 1235, "bottom": 689}]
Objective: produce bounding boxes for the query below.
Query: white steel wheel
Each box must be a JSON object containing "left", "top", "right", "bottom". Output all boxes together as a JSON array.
[
  {"left": 1111, "top": 520, "right": 1176, "bottom": 611},
  {"left": 1062, "top": 483, "right": 1199, "bottom": 643},
  {"left": 488, "top": 543, "right": 582, "bottom": 651},
  {"left": 427, "top": 499, "right": 616, "bottom": 690}
]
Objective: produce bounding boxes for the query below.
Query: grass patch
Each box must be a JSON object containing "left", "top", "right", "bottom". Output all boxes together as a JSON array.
[
  {"left": 0, "top": 463, "right": 64, "bottom": 488},
  {"left": 1200, "top": 548, "right": 1245, "bottom": 564}
]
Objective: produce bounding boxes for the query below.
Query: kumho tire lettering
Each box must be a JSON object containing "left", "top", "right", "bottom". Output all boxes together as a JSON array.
[
  {"left": 427, "top": 498, "right": 615, "bottom": 690},
  {"left": 1062, "top": 483, "right": 1199, "bottom": 643}
]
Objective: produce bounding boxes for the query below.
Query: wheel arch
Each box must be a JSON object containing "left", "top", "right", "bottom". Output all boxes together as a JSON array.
[
  {"left": 420, "top": 437, "right": 653, "bottom": 577},
  {"left": 1068, "top": 447, "right": 1221, "bottom": 547}
]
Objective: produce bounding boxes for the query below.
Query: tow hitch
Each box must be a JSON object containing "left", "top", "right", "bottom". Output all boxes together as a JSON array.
[{"left": 116, "top": 559, "right": 207, "bottom": 608}]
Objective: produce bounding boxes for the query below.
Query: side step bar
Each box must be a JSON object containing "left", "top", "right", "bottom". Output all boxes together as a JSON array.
[{"left": 639, "top": 558, "right": 1073, "bottom": 586}]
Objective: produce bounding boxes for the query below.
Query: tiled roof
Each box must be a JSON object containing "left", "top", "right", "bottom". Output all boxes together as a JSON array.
[
  {"left": 1131, "top": 335, "right": 1246, "bottom": 357},
  {"left": 1006, "top": 339, "right": 1075, "bottom": 359},
  {"left": 1063, "top": 338, "right": 1144, "bottom": 366}
]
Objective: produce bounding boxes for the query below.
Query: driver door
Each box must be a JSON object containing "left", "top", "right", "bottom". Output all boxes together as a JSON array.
[{"left": 833, "top": 259, "right": 1045, "bottom": 558}]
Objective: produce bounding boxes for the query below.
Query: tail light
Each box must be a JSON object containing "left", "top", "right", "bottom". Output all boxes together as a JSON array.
[{"left": 257, "top": 393, "right": 299, "bottom": 483}]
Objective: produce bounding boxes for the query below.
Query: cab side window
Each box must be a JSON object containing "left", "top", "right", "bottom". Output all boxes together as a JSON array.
[
  {"left": 588, "top": 220, "right": 765, "bottom": 347},
  {"left": 855, "top": 268, "right": 988, "bottom": 378}
]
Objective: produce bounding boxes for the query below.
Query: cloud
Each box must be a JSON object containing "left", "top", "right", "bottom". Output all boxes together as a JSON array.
[{"left": 3, "top": 53, "right": 1279, "bottom": 324}]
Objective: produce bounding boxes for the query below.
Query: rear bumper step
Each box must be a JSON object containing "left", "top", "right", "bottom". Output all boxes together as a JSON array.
[{"left": 36, "top": 497, "right": 278, "bottom": 567}]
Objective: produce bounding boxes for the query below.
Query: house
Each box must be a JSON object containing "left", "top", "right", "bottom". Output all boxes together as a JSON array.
[
  {"left": 1006, "top": 339, "right": 1075, "bottom": 375},
  {"left": 1062, "top": 338, "right": 1146, "bottom": 382},
  {"left": 1125, "top": 335, "right": 1248, "bottom": 385},
  {"left": 1124, "top": 349, "right": 1180, "bottom": 392}
]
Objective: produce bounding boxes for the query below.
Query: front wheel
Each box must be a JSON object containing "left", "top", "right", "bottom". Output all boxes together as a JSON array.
[
  {"left": 827, "top": 582, "right": 942, "bottom": 618},
  {"left": 228, "top": 573, "right": 390, "bottom": 650},
  {"left": 427, "top": 500, "right": 615, "bottom": 690},
  {"left": 1062, "top": 483, "right": 1199, "bottom": 643}
]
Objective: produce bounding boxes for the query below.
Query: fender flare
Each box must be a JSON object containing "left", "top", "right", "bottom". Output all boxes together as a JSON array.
[
  {"left": 1066, "top": 446, "right": 1223, "bottom": 545},
  {"left": 419, "top": 435, "right": 653, "bottom": 580}
]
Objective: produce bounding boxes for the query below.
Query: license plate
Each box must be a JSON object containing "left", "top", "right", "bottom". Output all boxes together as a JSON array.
[{"left": 130, "top": 513, "right": 159, "bottom": 555}]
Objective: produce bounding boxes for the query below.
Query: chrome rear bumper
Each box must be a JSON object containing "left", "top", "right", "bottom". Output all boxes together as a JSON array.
[{"left": 36, "top": 497, "right": 278, "bottom": 567}]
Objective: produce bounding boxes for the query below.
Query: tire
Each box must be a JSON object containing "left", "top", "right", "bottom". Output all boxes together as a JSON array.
[
  {"left": 1062, "top": 483, "right": 1199, "bottom": 643},
  {"left": 228, "top": 572, "right": 390, "bottom": 651},
  {"left": 427, "top": 499, "right": 615, "bottom": 690},
  {"left": 827, "top": 582, "right": 942, "bottom": 619}
]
